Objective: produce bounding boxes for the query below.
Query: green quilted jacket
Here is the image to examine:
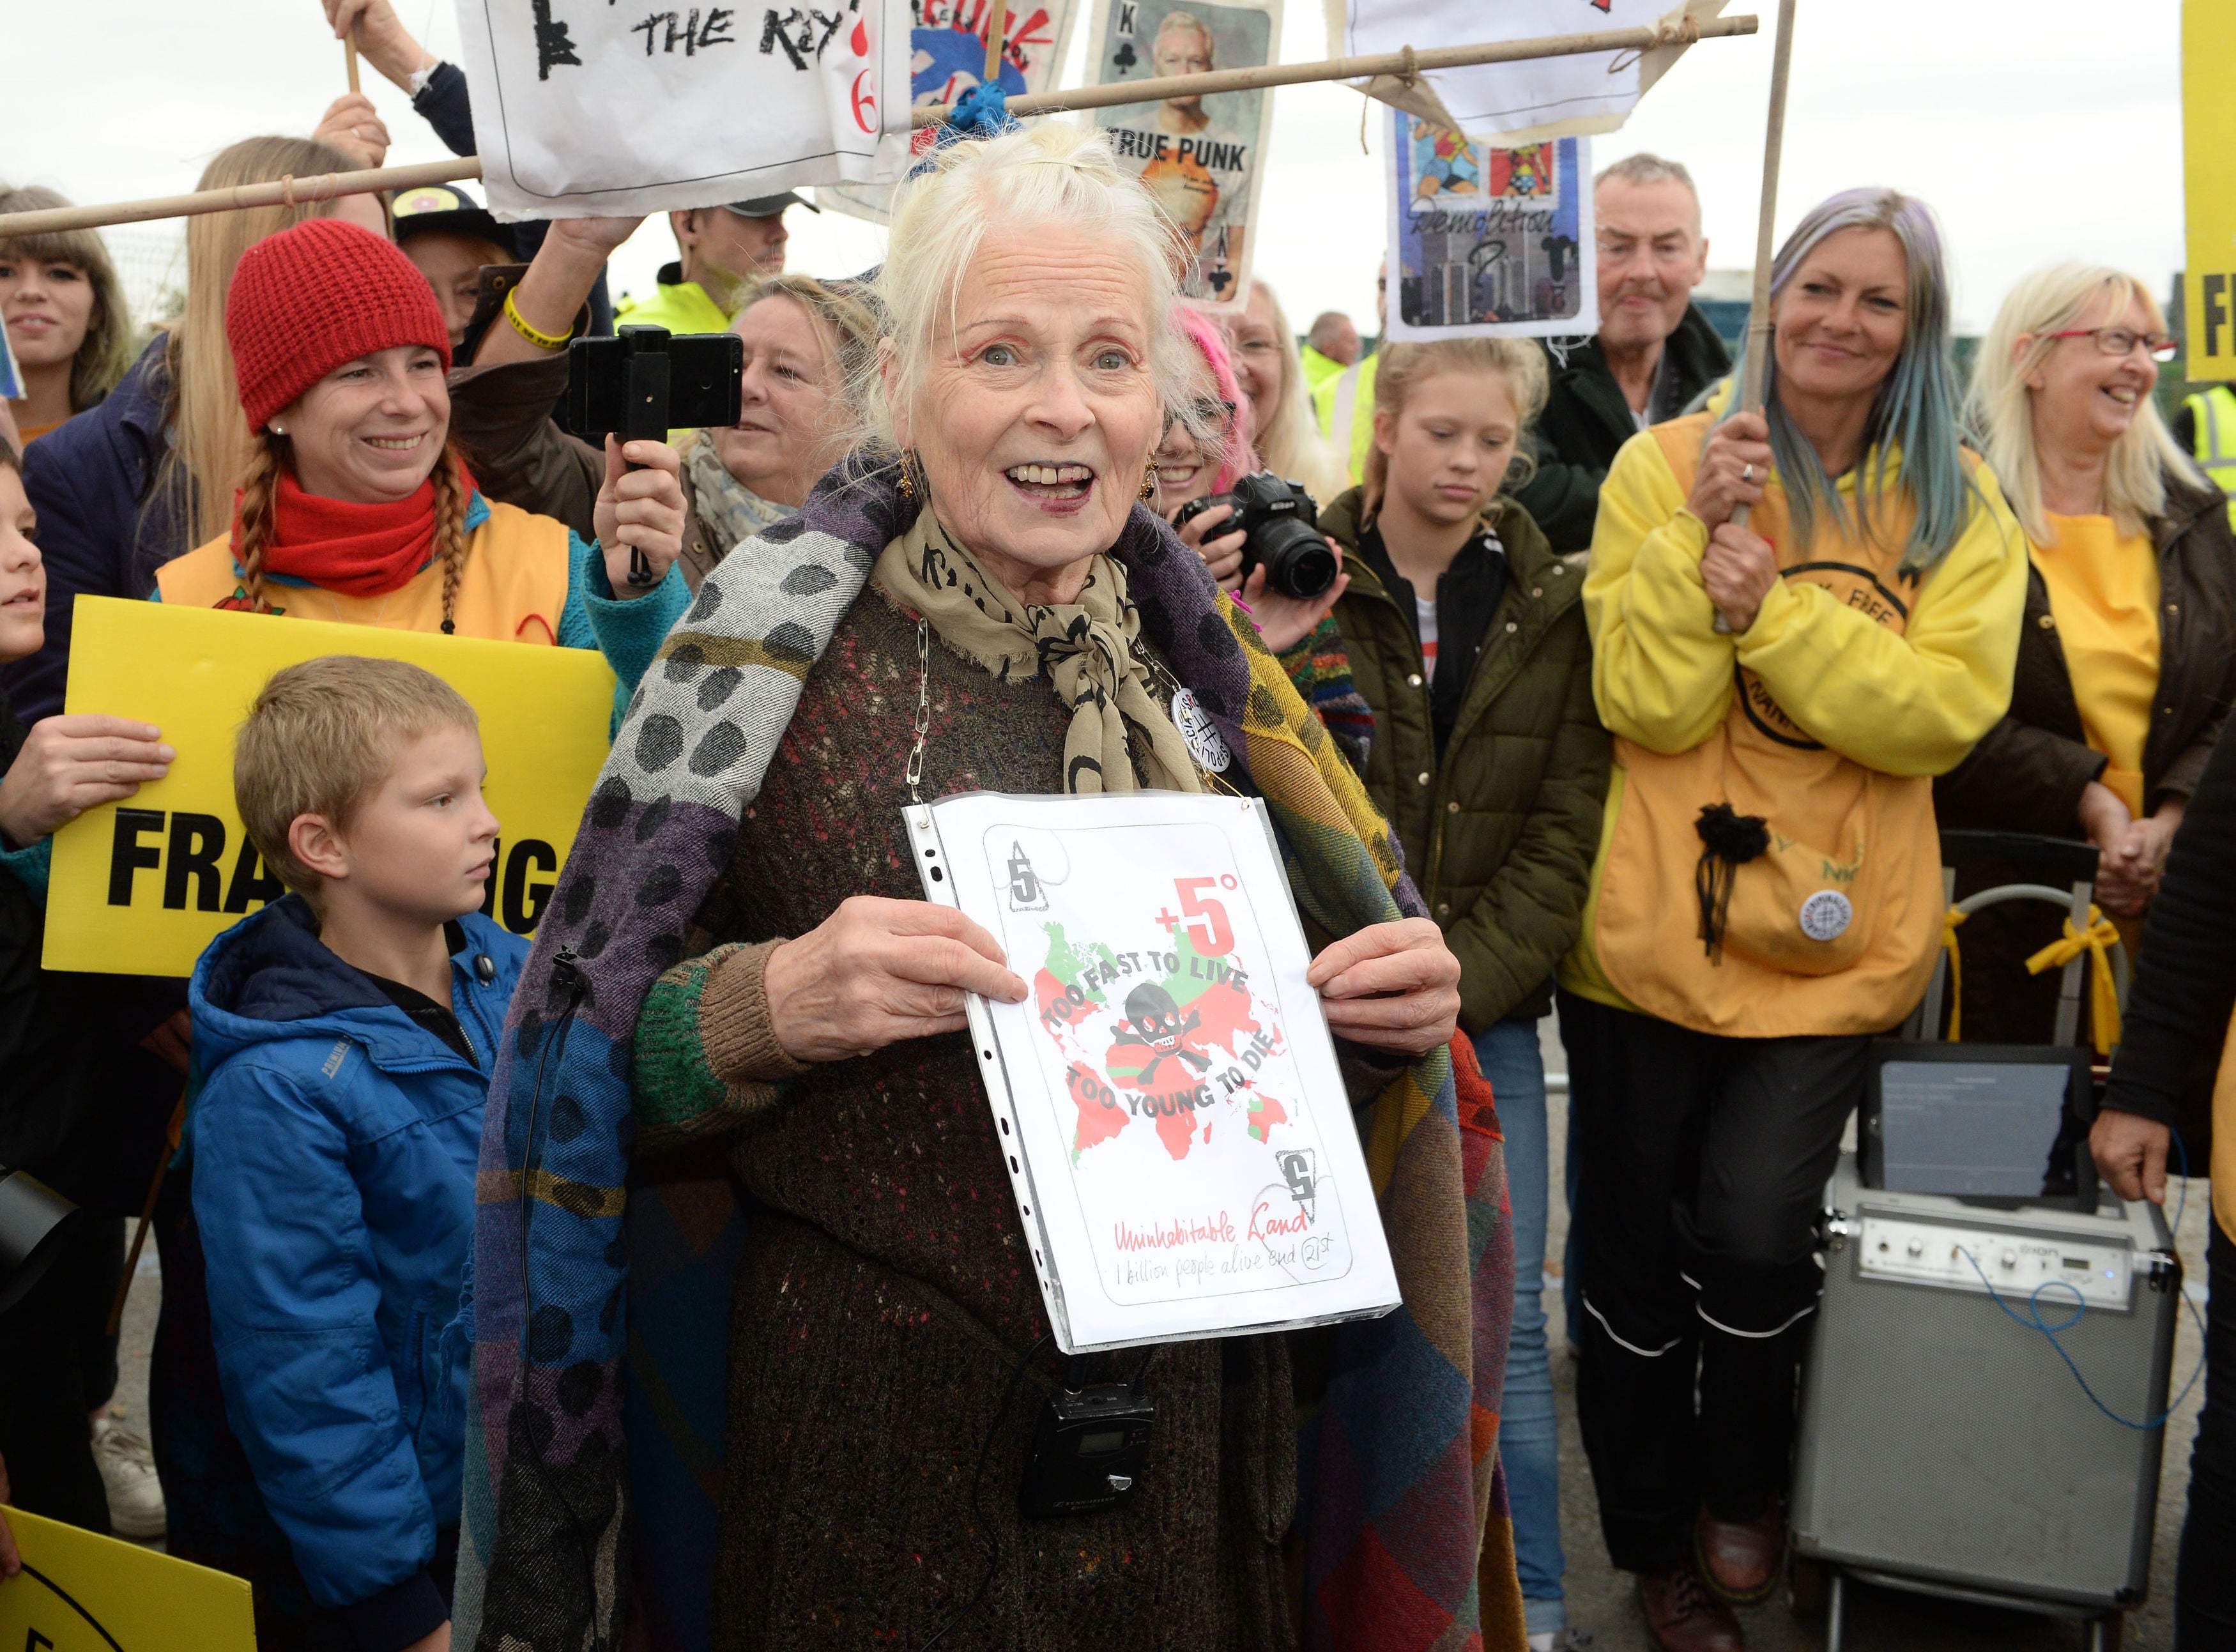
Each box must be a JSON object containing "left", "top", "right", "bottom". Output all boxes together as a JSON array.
[{"left": 1323, "top": 486, "right": 1611, "bottom": 1030}]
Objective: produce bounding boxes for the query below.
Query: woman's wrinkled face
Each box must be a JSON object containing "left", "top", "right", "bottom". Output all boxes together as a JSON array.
[
  {"left": 1375, "top": 370, "right": 1520, "bottom": 530},
  {"left": 1223, "top": 284, "right": 1284, "bottom": 435},
  {"left": 1772, "top": 226, "right": 1909, "bottom": 408},
  {"left": 713, "top": 294, "right": 843, "bottom": 508},
  {"left": 276, "top": 344, "right": 450, "bottom": 504},
  {"left": 892, "top": 225, "right": 1161, "bottom": 592},
  {"left": 2026, "top": 288, "right": 2160, "bottom": 455},
  {"left": 0, "top": 252, "right": 97, "bottom": 374}
]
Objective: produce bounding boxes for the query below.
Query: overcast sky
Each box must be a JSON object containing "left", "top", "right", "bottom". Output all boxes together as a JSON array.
[{"left": 10, "top": 0, "right": 2186, "bottom": 337}]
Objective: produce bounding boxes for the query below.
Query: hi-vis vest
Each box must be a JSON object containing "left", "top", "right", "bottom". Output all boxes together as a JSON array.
[
  {"left": 2183, "top": 385, "right": 2236, "bottom": 526},
  {"left": 1313, "top": 353, "right": 1379, "bottom": 484},
  {"left": 158, "top": 498, "right": 574, "bottom": 643},
  {"left": 1586, "top": 420, "right": 1950, "bottom": 1037}
]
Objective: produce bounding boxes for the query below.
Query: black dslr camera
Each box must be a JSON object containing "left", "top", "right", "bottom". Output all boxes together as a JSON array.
[{"left": 1172, "top": 471, "right": 1335, "bottom": 601}]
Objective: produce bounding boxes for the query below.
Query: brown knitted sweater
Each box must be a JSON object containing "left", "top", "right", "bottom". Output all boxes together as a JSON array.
[{"left": 633, "top": 585, "right": 1297, "bottom": 1651}]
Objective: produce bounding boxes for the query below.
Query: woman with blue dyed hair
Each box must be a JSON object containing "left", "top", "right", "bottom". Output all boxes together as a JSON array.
[{"left": 1554, "top": 187, "right": 2026, "bottom": 1652}]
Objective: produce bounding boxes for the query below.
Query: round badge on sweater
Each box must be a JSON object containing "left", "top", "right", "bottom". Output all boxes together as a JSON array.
[
  {"left": 1798, "top": 889, "right": 1854, "bottom": 943},
  {"left": 1170, "top": 687, "right": 1232, "bottom": 773}
]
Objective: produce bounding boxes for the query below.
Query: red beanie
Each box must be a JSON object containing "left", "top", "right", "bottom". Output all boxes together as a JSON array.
[{"left": 226, "top": 218, "right": 452, "bottom": 432}]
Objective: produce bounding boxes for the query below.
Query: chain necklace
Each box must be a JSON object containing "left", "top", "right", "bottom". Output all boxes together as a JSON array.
[{"left": 906, "top": 616, "right": 933, "bottom": 807}]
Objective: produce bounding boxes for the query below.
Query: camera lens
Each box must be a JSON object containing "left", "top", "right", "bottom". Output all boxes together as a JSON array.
[{"left": 1255, "top": 516, "right": 1339, "bottom": 601}]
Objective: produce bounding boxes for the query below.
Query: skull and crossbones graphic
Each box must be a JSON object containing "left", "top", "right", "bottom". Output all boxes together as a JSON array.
[{"left": 1107, "top": 982, "right": 1216, "bottom": 1088}]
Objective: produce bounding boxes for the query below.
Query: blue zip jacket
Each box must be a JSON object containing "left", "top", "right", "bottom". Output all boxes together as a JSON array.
[{"left": 188, "top": 896, "right": 526, "bottom": 1635}]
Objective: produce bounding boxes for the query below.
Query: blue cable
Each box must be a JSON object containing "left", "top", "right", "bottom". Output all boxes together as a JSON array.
[{"left": 1952, "top": 1128, "right": 2205, "bottom": 1432}]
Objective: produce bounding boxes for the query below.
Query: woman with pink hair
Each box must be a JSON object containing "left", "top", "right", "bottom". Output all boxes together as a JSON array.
[{"left": 1157, "top": 307, "right": 1372, "bottom": 761}]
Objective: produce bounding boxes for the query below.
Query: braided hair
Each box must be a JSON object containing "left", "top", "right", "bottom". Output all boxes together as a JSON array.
[
  {"left": 231, "top": 433, "right": 475, "bottom": 627},
  {"left": 231, "top": 438, "right": 285, "bottom": 615},
  {"left": 429, "top": 440, "right": 471, "bottom": 634}
]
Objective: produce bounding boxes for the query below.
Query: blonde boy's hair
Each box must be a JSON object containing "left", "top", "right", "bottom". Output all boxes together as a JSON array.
[{"left": 235, "top": 657, "right": 478, "bottom": 899}]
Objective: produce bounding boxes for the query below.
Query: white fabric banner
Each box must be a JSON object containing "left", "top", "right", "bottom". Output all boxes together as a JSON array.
[
  {"left": 1328, "top": 0, "right": 1726, "bottom": 142},
  {"left": 455, "top": 0, "right": 914, "bottom": 220}
]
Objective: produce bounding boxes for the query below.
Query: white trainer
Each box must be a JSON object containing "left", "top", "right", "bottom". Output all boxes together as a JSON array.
[{"left": 91, "top": 1414, "right": 166, "bottom": 1540}]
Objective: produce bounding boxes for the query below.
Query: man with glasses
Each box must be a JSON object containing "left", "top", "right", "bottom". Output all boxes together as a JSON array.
[{"left": 1513, "top": 153, "right": 1729, "bottom": 554}]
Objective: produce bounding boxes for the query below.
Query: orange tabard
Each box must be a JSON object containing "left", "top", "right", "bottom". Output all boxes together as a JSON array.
[
  {"left": 157, "top": 499, "right": 575, "bottom": 645},
  {"left": 1591, "top": 425, "right": 1946, "bottom": 1036}
]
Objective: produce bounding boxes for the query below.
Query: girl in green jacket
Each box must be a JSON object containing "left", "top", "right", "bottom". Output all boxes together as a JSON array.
[{"left": 1324, "top": 338, "right": 1611, "bottom": 1651}]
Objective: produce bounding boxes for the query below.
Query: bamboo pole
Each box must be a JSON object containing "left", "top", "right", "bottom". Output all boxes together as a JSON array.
[
  {"left": 0, "top": 14, "right": 1758, "bottom": 236},
  {"left": 1713, "top": 0, "right": 1796, "bottom": 635},
  {"left": 345, "top": 25, "right": 362, "bottom": 94},
  {"left": 1735, "top": 0, "right": 1796, "bottom": 424},
  {"left": 983, "top": 0, "right": 1011, "bottom": 88},
  {"left": 920, "top": 13, "right": 1759, "bottom": 126},
  {"left": 0, "top": 157, "right": 486, "bottom": 236}
]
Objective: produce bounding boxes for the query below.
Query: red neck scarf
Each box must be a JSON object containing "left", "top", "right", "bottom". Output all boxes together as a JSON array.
[{"left": 234, "top": 464, "right": 468, "bottom": 599}]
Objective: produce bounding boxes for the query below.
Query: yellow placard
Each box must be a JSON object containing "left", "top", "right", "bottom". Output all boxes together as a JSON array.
[
  {"left": 0, "top": 1504, "right": 255, "bottom": 1650},
  {"left": 2186, "top": 0, "right": 2236, "bottom": 380},
  {"left": 46, "top": 597, "right": 616, "bottom": 976}
]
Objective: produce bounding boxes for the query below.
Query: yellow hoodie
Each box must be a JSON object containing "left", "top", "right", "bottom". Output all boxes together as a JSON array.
[{"left": 1560, "top": 409, "right": 2028, "bottom": 1036}]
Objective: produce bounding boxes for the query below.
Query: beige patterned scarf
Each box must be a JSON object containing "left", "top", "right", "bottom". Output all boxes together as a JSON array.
[{"left": 874, "top": 510, "right": 1204, "bottom": 795}]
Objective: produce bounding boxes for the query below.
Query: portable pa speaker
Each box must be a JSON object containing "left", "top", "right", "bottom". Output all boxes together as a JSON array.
[{"left": 1792, "top": 1154, "right": 2179, "bottom": 1612}]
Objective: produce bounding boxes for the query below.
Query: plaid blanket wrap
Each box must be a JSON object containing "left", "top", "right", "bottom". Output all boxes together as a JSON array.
[{"left": 455, "top": 459, "right": 1520, "bottom": 1652}]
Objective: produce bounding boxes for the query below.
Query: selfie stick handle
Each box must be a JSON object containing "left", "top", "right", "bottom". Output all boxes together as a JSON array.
[{"left": 620, "top": 326, "right": 671, "bottom": 586}]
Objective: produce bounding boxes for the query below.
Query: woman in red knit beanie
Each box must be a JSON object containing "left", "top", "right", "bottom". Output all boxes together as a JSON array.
[{"left": 157, "top": 217, "right": 689, "bottom": 683}]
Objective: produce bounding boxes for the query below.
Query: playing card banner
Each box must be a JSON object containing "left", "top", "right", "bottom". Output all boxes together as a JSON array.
[
  {"left": 456, "top": 0, "right": 914, "bottom": 218},
  {"left": 1084, "top": 0, "right": 1280, "bottom": 310}
]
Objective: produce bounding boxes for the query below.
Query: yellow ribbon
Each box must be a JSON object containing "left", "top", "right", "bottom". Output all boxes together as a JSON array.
[
  {"left": 1939, "top": 907, "right": 1967, "bottom": 1041},
  {"left": 2023, "top": 906, "right": 2123, "bottom": 1055}
]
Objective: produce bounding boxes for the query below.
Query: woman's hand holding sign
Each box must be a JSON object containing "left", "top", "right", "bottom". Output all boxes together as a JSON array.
[
  {"left": 0, "top": 715, "right": 174, "bottom": 846},
  {"left": 765, "top": 896, "right": 1029, "bottom": 1063},
  {"left": 1308, "top": 917, "right": 1462, "bottom": 1057}
]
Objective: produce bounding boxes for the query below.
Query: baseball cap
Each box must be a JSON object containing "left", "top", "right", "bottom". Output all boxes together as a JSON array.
[
  {"left": 721, "top": 192, "right": 821, "bottom": 218},
  {"left": 391, "top": 183, "right": 519, "bottom": 259}
]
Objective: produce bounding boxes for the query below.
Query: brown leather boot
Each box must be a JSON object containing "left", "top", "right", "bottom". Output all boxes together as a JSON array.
[
  {"left": 1637, "top": 1559, "right": 1745, "bottom": 1652},
  {"left": 1694, "top": 1503, "right": 1784, "bottom": 1603}
]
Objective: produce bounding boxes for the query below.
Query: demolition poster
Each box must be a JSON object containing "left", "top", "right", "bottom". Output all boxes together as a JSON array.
[
  {"left": 1385, "top": 112, "right": 1598, "bottom": 340},
  {"left": 907, "top": 791, "right": 1398, "bottom": 1352},
  {"left": 1084, "top": 0, "right": 1280, "bottom": 310}
]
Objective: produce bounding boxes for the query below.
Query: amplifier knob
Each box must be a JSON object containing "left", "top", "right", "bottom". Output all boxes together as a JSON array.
[
  {"left": 2000, "top": 1249, "right": 2018, "bottom": 1271},
  {"left": 1906, "top": 1237, "right": 1924, "bottom": 1258}
]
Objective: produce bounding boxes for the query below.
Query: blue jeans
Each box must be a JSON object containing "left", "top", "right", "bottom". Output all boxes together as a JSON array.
[{"left": 1477, "top": 1018, "right": 1565, "bottom": 1633}]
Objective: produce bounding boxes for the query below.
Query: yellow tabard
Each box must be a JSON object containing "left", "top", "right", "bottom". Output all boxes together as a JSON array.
[
  {"left": 1591, "top": 427, "right": 1947, "bottom": 1036},
  {"left": 155, "top": 499, "right": 575, "bottom": 645}
]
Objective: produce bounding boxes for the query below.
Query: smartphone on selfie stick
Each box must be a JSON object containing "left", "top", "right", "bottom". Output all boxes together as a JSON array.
[{"left": 566, "top": 325, "right": 744, "bottom": 585}]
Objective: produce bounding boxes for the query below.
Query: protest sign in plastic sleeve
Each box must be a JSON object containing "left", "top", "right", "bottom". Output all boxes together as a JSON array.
[
  {"left": 456, "top": 0, "right": 915, "bottom": 219},
  {"left": 0, "top": 1504, "right": 254, "bottom": 1651},
  {"left": 43, "top": 598, "right": 616, "bottom": 977}
]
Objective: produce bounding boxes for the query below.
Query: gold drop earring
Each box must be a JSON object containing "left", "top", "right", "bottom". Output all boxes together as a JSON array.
[{"left": 1140, "top": 464, "right": 1158, "bottom": 501}]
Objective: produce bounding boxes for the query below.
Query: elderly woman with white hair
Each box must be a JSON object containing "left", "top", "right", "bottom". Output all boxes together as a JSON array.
[
  {"left": 1936, "top": 264, "right": 2236, "bottom": 1045},
  {"left": 457, "top": 121, "right": 1528, "bottom": 1652}
]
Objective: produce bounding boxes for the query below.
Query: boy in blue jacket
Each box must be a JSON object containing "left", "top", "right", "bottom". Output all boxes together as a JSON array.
[{"left": 189, "top": 655, "right": 524, "bottom": 1652}]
